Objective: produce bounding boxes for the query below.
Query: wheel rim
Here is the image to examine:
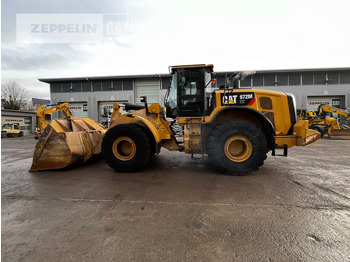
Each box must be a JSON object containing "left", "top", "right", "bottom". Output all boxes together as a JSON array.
[
  {"left": 112, "top": 136, "right": 136, "bottom": 161},
  {"left": 224, "top": 136, "right": 252, "bottom": 162}
]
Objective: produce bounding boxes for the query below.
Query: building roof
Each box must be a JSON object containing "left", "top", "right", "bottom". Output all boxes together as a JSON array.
[
  {"left": 39, "top": 67, "right": 350, "bottom": 83},
  {"left": 32, "top": 98, "right": 51, "bottom": 105},
  {"left": 1, "top": 109, "right": 37, "bottom": 115},
  {"left": 39, "top": 73, "right": 172, "bottom": 83},
  {"left": 218, "top": 67, "right": 350, "bottom": 74}
]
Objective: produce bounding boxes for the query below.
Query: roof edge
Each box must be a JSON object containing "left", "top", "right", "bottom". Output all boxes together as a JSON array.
[{"left": 39, "top": 66, "right": 350, "bottom": 83}]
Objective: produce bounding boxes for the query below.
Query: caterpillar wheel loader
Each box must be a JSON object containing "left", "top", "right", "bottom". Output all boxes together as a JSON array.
[
  {"left": 101, "top": 64, "right": 320, "bottom": 175},
  {"left": 35, "top": 102, "right": 74, "bottom": 139},
  {"left": 299, "top": 104, "right": 350, "bottom": 139}
]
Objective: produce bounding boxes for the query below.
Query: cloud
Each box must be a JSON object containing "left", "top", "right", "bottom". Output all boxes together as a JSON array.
[
  {"left": 2, "top": 44, "right": 88, "bottom": 70},
  {"left": 1, "top": 0, "right": 350, "bottom": 100}
]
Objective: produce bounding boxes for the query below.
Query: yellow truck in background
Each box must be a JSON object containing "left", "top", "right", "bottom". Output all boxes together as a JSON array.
[{"left": 1, "top": 123, "right": 23, "bottom": 138}]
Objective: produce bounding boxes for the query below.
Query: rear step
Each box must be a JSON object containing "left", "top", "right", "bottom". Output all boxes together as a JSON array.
[{"left": 271, "top": 144, "right": 288, "bottom": 157}]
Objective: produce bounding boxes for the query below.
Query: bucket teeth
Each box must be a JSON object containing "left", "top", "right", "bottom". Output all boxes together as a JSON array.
[{"left": 29, "top": 118, "right": 106, "bottom": 172}]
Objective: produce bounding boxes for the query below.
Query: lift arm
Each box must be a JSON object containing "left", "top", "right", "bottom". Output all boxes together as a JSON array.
[
  {"left": 35, "top": 103, "right": 74, "bottom": 138},
  {"left": 316, "top": 104, "right": 349, "bottom": 117}
]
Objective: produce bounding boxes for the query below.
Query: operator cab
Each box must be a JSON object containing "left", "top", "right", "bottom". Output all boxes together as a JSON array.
[{"left": 165, "top": 64, "right": 214, "bottom": 118}]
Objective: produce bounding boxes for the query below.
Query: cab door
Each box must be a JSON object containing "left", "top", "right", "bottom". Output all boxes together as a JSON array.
[{"left": 177, "top": 69, "right": 205, "bottom": 117}]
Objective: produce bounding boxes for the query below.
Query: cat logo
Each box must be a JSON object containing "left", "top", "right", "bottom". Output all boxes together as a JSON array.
[{"left": 222, "top": 95, "right": 237, "bottom": 105}]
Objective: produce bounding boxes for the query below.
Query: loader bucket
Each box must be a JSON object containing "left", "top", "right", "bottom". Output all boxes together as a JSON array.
[
  {"left": 329, "top": 129, "right": 350, "bottom": 140},
  {"left": 29, "top": 118, "right": 106, "bottom": 172}
]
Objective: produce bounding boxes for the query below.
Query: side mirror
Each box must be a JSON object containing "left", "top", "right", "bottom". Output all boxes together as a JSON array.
[
  {"left": 140, "top": 96, "right": 147, "bottom": 103},
  {"left": 140, "top": 96, "right": 149, "bottom": 115}
]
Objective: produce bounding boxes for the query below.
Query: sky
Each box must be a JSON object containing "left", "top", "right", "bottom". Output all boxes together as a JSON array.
[{"left": 1, "top": 0, "right": 350, "bottom": 99}]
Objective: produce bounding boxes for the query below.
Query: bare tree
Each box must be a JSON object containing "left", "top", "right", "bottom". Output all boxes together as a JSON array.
[{"left": 1, "top": 81, "right": 28, "bottom": 110}]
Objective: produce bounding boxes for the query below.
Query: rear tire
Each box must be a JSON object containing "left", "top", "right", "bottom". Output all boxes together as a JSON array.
[
  {"left": 207, "top": 120, "right": 268, "bottom": 175},
  {"left": 18, "top": 132, "right": 23, "bottom": 137},
  {"left": 102, "top": 124, "right": 151, "bottom": 172}
]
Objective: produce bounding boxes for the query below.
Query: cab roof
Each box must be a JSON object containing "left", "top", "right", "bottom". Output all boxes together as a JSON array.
[{"left": 169, "top": 64, "right": 214, "bottom": 73}]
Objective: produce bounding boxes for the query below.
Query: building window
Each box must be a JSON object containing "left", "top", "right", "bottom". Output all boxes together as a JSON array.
[
  {"left": 264, "top": 74, "right": 275, "bottom": 86},
  {"left": 72, "top": 82, "right": 82, "bottom": 92},
  {"left": 276, "top": 74, "right": 288, "bottom": 86},
  {"left": 289, "top": 73, "right": 301, "bottom": 85},
  {"left": 50, "top": 82, "right": 62, "bottom": 93},
  {"left": 113, "top": 80, "right": 123, "bottom": 91},
  {"left": 62, "top": 82, "right": 72, "bottom": 92},
  {"left": 92, "top": 81, "right": 102, "bottom": 91},
  {"left": 82, "top": 81, "right": 91, "bottom": 92},
  {"left": 161, "top": 77, "right": 171, "bottom": 89},
  {"left": 340, "top": 72, "right": 350, "bottom": 84},
  {"left": 102, "top": 81, "right": 112, "bottom": 91},
  {"left": 123, "top": 80, "right": 133, "bottom": 90},
  {"left": 327, "top": 72, "right": 339, "bottom": 84},
  {"left": 314, "top": 73, "right": 326, "bottom": 85},
  {"left": 216, "top": 75, "right": 225, "bottom": 87},
  {"left": 252, "top": 74, "right": 263, "bottom": 86},
  {"left": 240, "top": 76, "right": 251, "bottom": 87},
  {"left": 302, "top": 73, "right": 313, "bottom": 85}
]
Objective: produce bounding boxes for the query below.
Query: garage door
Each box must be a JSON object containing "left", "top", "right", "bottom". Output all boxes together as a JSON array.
[
  {"left": 135, "top": 79, "right": 160, "bottom": 105},
  {"left": 1, "top": 116, "right": 32, "bottom": 135},
  {"left": 307, "top": 96, "right": 345, "bottom": 111},
  {"left": 98, "top": 101, "right": 128, "bottom": 123},
  {"left": 58, "top": 102, "right": 88, "bottom": 118}
]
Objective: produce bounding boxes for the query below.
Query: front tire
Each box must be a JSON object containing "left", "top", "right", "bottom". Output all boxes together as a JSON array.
[
  {"left": 310, "top": 125, "right": 325, "bottom": 138},
  {"left": 102, "top": 124, "right": 151, "bottom": 172},
  {"left": 207, "top": 120, "right": 268, "bottom": 175}
]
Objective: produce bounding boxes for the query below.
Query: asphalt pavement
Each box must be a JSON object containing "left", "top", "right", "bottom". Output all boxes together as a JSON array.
[{"left": 1, "top": 135, "right": 350, "bottom": 261}]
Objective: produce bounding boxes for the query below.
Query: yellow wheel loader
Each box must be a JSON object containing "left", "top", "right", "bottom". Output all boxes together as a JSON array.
[
  {"left": 101, "top": 64, "right": 320, "bottom": 175},
  {"left": 299, "top": 104, "right": 350, "bottom": 139}
]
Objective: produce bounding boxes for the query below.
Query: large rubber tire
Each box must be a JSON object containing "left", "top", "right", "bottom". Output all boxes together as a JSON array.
[
  {"left": 207, "top": 120, "right": 268, "bottom": 175},
  {"left": 310, "top": 125, "right": 325, "bottom": 138},
  {"left": 18, "top": 132, "right": 23, "bottom": 137},
  {"left": 102, "top": 124, "right": 151, "bottom": 172}
]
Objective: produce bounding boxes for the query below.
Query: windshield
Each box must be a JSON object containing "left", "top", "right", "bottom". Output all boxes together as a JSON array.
[
  {"left": 325, "top": 112, "right": 338, "bottom": 118},
  {"left": 2, "top": 124, "right": 11, "bottom": 129},
  {"left": 166, "top": 72, "right": 178, "bottom": 109},
  {"left": 204, "top": 69, "right": 213, "bottom": 93}
]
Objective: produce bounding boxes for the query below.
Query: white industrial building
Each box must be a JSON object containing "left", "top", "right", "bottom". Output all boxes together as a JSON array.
[{"left": 39, "top": 67, "right": 350, "bottom": 124}]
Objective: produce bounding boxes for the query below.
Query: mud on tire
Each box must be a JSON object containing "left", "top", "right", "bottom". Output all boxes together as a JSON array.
[
  {"left": 207, "top": 120, "right": 268, "bottom": 175},
  {"left": 102, "top": 124, "right": 151, "bottom": 172}
]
